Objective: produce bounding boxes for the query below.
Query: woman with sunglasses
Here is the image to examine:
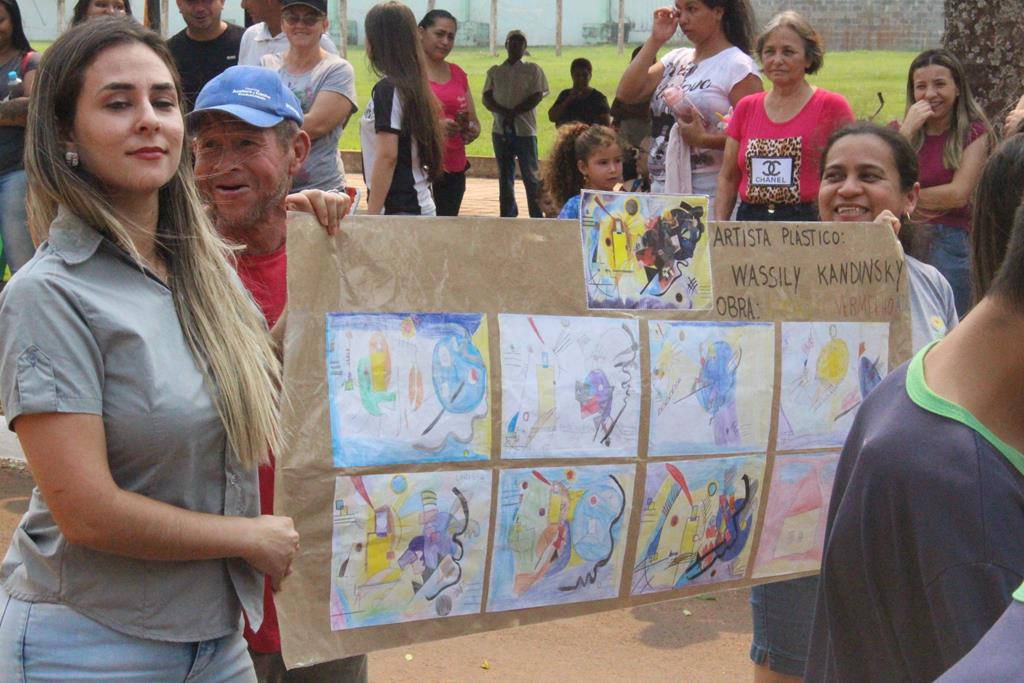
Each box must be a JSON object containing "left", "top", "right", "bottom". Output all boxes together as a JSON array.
[{"left": 260, "top": 0, "right": 357, "bottom": 193}]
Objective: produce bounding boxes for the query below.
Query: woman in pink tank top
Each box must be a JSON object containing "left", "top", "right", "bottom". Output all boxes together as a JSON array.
[{"left": 418, "top": 9, "right": 481, "bottom": 216}]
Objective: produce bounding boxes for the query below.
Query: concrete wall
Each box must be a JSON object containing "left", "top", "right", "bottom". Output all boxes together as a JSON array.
[
  {"left": 752, "top": 0, "right": 945, "bottom": 52},
  {"left": 26, "top": 0, "right": 944, "bottom": 50}
]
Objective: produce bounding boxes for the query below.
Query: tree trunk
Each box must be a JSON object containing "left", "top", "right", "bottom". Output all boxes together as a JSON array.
[
  {"left": 57, "top": 0, "right": 66, "bottom": 32},
  {"left": 617, "top": 0, "right": 625, "bottom": 55},
  {"left": 338, "top": 0, "right": 347, "bottom": 58},
  {"left": 427, "top": 0, "right": 436, "bottom": 10},
  {"left": 555, "top": 0, "right": 562, "bottom": 57},
  {"left": 144, "top": 0, "right": 161, "bottom": 32},
  {"left": 943, "top": 0, "right": 1024, "bottom": 124},
  {"left": 160, "top": 0, "right": 169, "bottom": 37},
  {"left": 490, "top": 0, "right": 497, "bottom": 57}
]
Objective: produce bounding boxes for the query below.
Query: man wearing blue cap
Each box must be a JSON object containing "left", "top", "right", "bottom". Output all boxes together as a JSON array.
[{"left": 190, "top": 65, "right": 365, "bottom": 683}]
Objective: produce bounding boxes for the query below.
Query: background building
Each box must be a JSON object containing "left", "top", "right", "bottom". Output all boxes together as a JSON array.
[{"left": 29, "top": 0, "right": 942, "bottom": 52}]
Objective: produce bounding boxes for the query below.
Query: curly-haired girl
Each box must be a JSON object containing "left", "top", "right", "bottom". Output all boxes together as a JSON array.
[{"left": 543, "top": 123, "right": 623, "bottom": 219}]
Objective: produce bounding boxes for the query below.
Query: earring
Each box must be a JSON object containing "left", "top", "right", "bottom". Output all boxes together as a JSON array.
[{"left": 65, "top": 150, "right": 79, "bottom": 167}]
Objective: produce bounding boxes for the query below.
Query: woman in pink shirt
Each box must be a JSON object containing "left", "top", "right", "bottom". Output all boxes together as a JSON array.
[
  {"left": 419, "top": 9, "right": 481, "bottom": 216},
  {"left": 717, "top": 15, "right": 854, "bottom": 681},
  {"left": 715, "top": 11, "right": 853, "bottom": 222}
]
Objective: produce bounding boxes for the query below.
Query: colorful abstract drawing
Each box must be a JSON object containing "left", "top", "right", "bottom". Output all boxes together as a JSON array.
[
  {"left": 631, "top": 456, "right": 764, "bottom": 595},
  {"left": 326, "top": 313, "right": 491, "bottom": 467},
  {"left": 649, "top": 322, "right": 774, "bottom": 455},
  {"left": 777, "top": 322, "right": 889, "bottom": 449},
  {"left": 500, "top": 314, "right": 641, "bottom": 459},
  {"left": 752, "top": 453, "right": 839, "bottom": 578},
  {"left": 579, "top": 190, "right": 713, "bottom": 310},
  {"left": 329, "top": 470, "right": 492, "bottom": 630},
  {"left": 487, "top": 464, "right": 635, "bottom": 612}
]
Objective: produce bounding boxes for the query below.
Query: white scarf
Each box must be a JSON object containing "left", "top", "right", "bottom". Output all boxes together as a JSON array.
[{"left": 664, "top": 123, "right": 693, "bottom": 194}]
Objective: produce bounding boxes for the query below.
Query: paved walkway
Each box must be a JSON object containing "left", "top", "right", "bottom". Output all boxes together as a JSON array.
[
  {"left": 346, "top": 175, "right": 531, "bottom": 217},
  {"left": 0, "top": 429, "right": 21, "bottom": 462}
]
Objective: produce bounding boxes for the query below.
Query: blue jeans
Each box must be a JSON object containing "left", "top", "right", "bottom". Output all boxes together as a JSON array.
[
  {"left": 0, "top": 589, "right": 256, "bottom": 682},
  {"left": 749, "top": 576, "right": 819, "bottom": 677},
  {"left": 491, "top": 133, "right": 543, "bottom": 218},
  {"left": 0, "top": 169, "right": 32, "bottom": 273},
  {"left": 923, "top": 224, "right": 971, "bottom": 318}
]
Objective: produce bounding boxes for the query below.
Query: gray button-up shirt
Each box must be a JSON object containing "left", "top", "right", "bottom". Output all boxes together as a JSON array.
[{"left": 0, "top": 207, "right": 262, "bottom": 641}]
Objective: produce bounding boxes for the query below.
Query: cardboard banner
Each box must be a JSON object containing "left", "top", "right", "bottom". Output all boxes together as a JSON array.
[{"left": 276, "top": 207, "right": 911, "bottom": 669}]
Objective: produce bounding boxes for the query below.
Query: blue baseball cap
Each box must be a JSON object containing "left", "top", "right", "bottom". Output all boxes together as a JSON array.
[{"left": 188, "top": 66, "right": 304, "bottom": 129}]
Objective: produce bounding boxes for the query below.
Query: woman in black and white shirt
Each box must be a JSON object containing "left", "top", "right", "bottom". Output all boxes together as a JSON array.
[{"left": 360, "top": 1, "right": 444, "bottom": 215}]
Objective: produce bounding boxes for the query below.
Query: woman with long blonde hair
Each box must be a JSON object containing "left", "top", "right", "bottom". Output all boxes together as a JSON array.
[{"left": 0, "top": 17, "right": 295, "bottom": 678}]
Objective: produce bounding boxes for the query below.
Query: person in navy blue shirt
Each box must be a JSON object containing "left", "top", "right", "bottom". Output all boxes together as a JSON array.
[{"left": 807, "top": 159, "right": 1024, "bottom": 682}]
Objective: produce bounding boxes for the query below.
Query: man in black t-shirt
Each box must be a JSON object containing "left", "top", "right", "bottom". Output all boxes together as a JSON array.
[
  {"left": 547, "top": 58, "right": 611, "bottom": 128},
  {"left": 168, "top": 0, "right": 244, "bottom": 111}
]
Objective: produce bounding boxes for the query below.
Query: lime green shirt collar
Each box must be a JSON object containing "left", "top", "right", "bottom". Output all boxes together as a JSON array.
[{"left": 905, "top": 341, "right": 1024, "bottom": 480}]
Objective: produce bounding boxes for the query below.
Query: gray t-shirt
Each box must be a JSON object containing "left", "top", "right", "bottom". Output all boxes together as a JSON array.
[
  {"left": 906, "top": 255, "right": 958, "bottom": 351},
  {"left": 260, "top": 54, "right": 358, "bottom": 192},
  {"left": 0, "top": 208, "right": 262, "bottom": 641}
]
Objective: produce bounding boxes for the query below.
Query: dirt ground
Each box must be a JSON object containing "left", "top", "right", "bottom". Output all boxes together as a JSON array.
[
  {"left": 0, "top": 461, "right": 753, "bottom": 682},
  {"left": 369, "top": 591, "right": 754, "bottom": 682}
]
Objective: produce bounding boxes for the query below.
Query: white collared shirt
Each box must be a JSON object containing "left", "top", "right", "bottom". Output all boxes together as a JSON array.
[{"left": 238, "top": 21, "right": 338, "bottom": 66}]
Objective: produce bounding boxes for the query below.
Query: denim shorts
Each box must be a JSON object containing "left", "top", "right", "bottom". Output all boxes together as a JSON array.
[
  {"left": 0, "top": 588, "right": 256, "bottom": 682},
  {"left": 749, "top": 576, "right": 819, "bottom": 677}
]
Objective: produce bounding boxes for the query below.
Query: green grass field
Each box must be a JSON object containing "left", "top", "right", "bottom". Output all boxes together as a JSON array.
[
  {"left": 31, "top": 40, "right": 915, "bottom": 158},
  {"left": 341, "top": 45, "right": 916, "bottom": 158}
]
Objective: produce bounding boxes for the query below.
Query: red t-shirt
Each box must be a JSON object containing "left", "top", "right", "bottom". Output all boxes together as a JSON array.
[
  {"left": 235, "top": 244, "right": 287, "bottom": 329},
  {"left": 429, "top": 63, "right": 471, "bottom": 174},
  {"left": 236, "top": 244, "right": 287, "bottom": 653},
  {"left": 727, "top": 88, "right": 854, "bottom": 204},
  {"left": 915, "top": 120, "right": 987, "bottom": 230}
]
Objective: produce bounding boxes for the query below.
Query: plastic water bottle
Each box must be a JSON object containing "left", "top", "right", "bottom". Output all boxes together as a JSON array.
[{"left": 4, "top": 71, "right": 21, "bottom": 101}]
